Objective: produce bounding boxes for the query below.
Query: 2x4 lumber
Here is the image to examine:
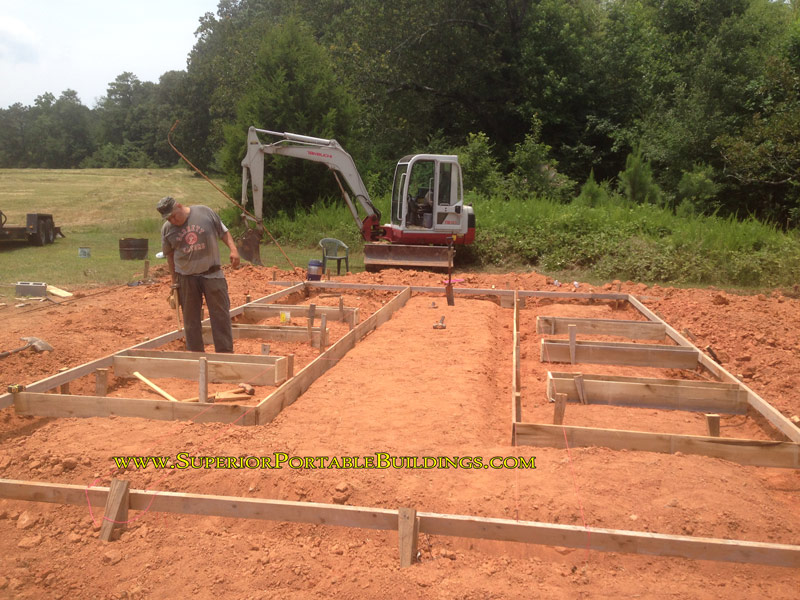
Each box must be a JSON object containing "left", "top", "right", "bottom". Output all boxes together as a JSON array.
[
  {"left": 398, "top": 508, "right": 419, "bottom": 568},
  {"left": 12, "top": 392, "right": 256, "bottom": 425},
  {"left": 553, "top": 393, "right": 567, "bottom": 425},
  {"left": 511, "top": 292, "right": 522, "bottom": 442},
  {"left": 541, "top": 339, "right": 698, "bottom": 369},
  {"left": 113, "top": 355, "right": 286, "bottom": 386},
  {"left": 117, "top": 349, "right": 285, "bottom": 366},
  {"left": 255, "top": 287, "right": 412, "bottom": 425},
  {"left": 627, "top": 294, "right": 800, "bottom": 444},
  {"left": 244, "top": 304, "right": 359, "bottom": 327},
  {"left": 99, "top": 479, "right": 129, "bottom": 542},
  {"left": 204, "top": 324, "right": 326, "bottom": 348},
  {"left": 536, "top": 316, "right": 666, "bottom": 340},
  {"left": 546, "top": 372, "right": 748, "bottom": 414},
  {"left": 301, "top": 280, "right": 628, "bottom": 301},
  {"left": 198, "top": 357, "right": 209, "bottom": 404},
  {"left": 415, "top": 512, "right": 800, "bottom": 568},
  {"left": 133, "top": 371, "right": 179, "bottom": 402},
  {"left": 229, "top": 283, "right": 306, "bottom": 319},
  {"left": 2, "top": 478, "right": 798, "bottom": 568},
  {"left": 95, "top": 368, "right": 109, "bottom": 397},
  {"left": 706, "top": 414, "right": 721, "bottom": 437},
  {"left": 514, "top": 423, "right": 800, "bottom": 469}
]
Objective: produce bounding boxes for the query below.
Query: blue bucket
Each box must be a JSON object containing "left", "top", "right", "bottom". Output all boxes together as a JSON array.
[{"left": 307, "top": 259, "right": 323, "bottom": 281}]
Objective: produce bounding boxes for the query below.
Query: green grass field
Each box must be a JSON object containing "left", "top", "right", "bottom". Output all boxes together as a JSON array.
[
  {"left": 0, "top": 168, "right": 234, "bottom": 300},
  {"left": 0, "top": 168, "right": 363, "bottom": 301}
]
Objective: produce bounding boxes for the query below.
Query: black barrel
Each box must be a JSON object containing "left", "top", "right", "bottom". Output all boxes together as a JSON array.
[{"left": 119, "top": 238, "right": 149, "bottom": 260}]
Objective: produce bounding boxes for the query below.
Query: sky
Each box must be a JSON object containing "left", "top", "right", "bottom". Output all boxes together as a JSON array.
[{"left": 0, "top": 0, "right": 221, "bottom": 108}]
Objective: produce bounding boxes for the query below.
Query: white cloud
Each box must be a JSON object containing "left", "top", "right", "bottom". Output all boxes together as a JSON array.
[{"left": 0, "top": 15, "right": 40, "bottom": 63}]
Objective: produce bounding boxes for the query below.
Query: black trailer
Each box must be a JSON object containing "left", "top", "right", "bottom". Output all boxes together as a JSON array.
[{"left": 0, "top": 211, "right": 63, "bottom": 246}]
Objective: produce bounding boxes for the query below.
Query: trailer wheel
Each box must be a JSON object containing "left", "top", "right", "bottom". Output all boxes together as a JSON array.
[
  {"left": 44, "top": 218, "right": 55, "bottom": 244},
  {"left": 28, "top": 225, "right": 46, "bottom": 246}
]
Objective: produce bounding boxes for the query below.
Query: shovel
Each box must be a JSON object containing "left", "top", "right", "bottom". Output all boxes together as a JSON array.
[{"left": 0, "top": 336, "right": 54, "bottom": 359}]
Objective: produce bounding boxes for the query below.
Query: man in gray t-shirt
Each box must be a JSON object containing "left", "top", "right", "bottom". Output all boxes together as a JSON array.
[{"left": 158, "top": 196, "right": 240, "bottom": 353}]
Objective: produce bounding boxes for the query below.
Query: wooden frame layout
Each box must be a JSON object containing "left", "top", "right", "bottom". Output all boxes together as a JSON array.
[
  {"left": 514, "top": 295, "right": 800, "bottom": 467},
  {"left": 1, "top": 478, "right": 798, "bottom": 568},
  {"left": 7, "top": 285, "right": 411, "bottom": 426},
  {"left": 3, "top": 283, "right": 800, "bottom": 571},
  {"left": 627, "top": 295, "right": 800, "bottom": 444}
]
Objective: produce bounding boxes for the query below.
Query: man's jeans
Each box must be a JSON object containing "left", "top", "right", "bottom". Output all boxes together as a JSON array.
[{"left": 178, "top": 274, "right": 233, "bottom": 353}]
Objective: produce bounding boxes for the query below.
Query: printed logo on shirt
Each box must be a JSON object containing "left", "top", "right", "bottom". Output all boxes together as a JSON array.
[{"left": 177, "top": 225, "right": 207, "bottom": 253}]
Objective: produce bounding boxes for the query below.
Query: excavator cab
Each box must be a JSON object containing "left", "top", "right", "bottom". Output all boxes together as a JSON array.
[{"left": 389, "top": 155, "right": 468, "bottom": 240}]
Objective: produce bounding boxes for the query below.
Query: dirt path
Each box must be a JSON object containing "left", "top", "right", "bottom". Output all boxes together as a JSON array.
[{"left": 0, "top": 267, "right": 798, "bottom": 599}]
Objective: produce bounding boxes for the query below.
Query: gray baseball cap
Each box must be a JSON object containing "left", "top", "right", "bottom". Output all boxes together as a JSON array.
[{"left": 157, "top": 196, "right": 177, "bottom": 219}]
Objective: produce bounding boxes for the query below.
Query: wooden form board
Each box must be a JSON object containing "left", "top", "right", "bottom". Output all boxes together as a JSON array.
[
  {"left": 112, "top": 354, "right": 287, "bottom": 386},
  {"left": 12, "top": 393, "right": 256, "bottom": 425},
  {"left": 626, "top": 295, "right": 800, "bottom": 444},
  {"left": 515, "top": 423, "right": 800, "bottom": 469},
  {"left": 255, "top": 287, "right": 412, "bottom": 425},
  {"left": 546, "top": 372, "right": 748, "bottom": 414},
  {"left": 536, "top": 316, "right": 666, "bottom": 340},
  {"left": 540, "top": 338, "right": 698, "bottom": 369},
  {"left": 511, "top": 292, "right": 521, "bottom": 442},
  {"left": 1, "top": 478, "right": 798, "bottom": 568},
  {"left": 301, "top": 280, "right": 628, "bottom": 302},
  {"left": 204, "top": 324, "right": 325, "bottom": 348},
  {"left": 243, "top": 304, "right": 359, "bottom": 327}
]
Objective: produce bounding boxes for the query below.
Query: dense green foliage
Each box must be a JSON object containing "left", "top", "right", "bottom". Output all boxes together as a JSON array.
[{"left": 1, "top": 0, "right": 799, "bottom": 249}]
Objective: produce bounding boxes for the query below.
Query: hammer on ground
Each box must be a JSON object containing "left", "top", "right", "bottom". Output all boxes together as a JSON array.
[{"left": 0, "top": 336, "right": 54, "bottom": 359}]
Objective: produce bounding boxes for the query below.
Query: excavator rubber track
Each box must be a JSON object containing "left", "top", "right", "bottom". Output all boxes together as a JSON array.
[{"left": 363, "top": 243, "right": 451, "bottom": 271}]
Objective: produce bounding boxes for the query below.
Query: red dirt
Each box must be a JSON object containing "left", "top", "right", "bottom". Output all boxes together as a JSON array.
[{"left": 1, "top": 265, "right": 799, "bottom": 599}]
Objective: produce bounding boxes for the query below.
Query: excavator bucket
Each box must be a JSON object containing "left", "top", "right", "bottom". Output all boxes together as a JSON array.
[
  {"left": 235, "top": 227, "right": 264, "bottom": 266},
  {"left": 363, "top": 243, "right": 451, "bottom": 271}
]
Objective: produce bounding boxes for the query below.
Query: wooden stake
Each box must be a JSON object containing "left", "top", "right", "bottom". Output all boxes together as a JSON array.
[
  {"left": 319, "top": 314, "right": 328, "bottom": 353},
  {"left": 568, "top": 325, "right": 577, "bottom": 364},
  {"left": 287, "top": 354, "right": 295, "bottom": 378},
  {"left": 99, "top": 479, "right": 129, "bottom": 542},
  {"left": 198, "top": 357, "right": 208, "bottom": 404},
  {"left": 58, "top": 367, "right": 70, "bottom": 394},
  {"left": 339, "top": 296, "right": 344, "bottom": 321},
  {"left": 95, "top": 368, "right": 109, "bottom": 397},
  {"left": 554, "top": 393, "right": 567, "bottom": 425},
  {"left": 307, "top": 303, "right": 316, "bottom": 339},
  {"left": 143, "top": 259, "right": 150, "bottom": 279},
  {"left": 574, "top": 373, "right": 587, "bottom": 405},
  {"left": 261, "top": 343, "right": 270, "bottom": 355},
  {"left": 398, "top": 507, "right": 419, "bottom": 568},
  {"left": 706, "top": 413, "right": 721, "bottom": 437},
  {"left": 132, "top": 371, "right": 178, "bottom": 402}
]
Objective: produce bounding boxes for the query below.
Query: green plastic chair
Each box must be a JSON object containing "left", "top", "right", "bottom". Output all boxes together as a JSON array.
[{"left": 319, "top": 238, "right": 349, "bottom": 275}]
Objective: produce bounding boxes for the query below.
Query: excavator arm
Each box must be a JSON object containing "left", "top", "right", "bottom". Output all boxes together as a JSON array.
[{"left": 241, "top": 127, "right": 383, "bottom": 241}]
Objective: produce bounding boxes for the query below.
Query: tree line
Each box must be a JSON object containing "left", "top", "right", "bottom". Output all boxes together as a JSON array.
[{"left": 1, "top": 0, "right": 798, "bottom": 226}]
